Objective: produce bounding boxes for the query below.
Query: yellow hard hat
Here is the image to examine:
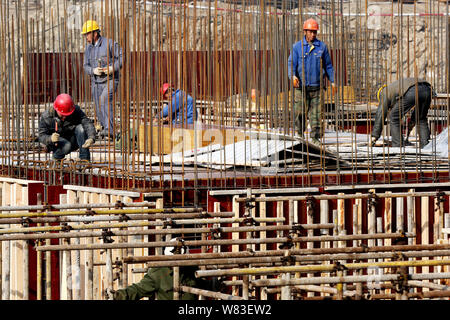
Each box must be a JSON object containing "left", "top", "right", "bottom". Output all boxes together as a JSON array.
[
  {"left": 81, "top": 20, "right": 100, "bottom": 35},
  {"left": 376, "top": 84, "right": 387, "bottom": 102}
]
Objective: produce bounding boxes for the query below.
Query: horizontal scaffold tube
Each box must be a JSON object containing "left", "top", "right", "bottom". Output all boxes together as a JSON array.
[
  {"left": 0, "top": 201, "right": 156, "bottom": 212},
  {"left": 0, "top": 217, "right": 284, "bottom": 235},
  {"left": 237, "top": 190, "right": 450, "bottom": 203},
  {"left": 35, "top": 232, "right": 409, "bottom": 251},
  {"left": 0, "top": 212, "right": 234, "bottom": 225},
  {"left": 265, "top": 285, "right": 356, "bottom": 297},
  {"left": 133, "top": 249, "right": 450, "bottom": 267},
  {"left": 180, "top": 286, "right": 244, "bottom": 300},
  {"left": 250, "top": 272, "right": 450, "bottom": 287},
  {"left": 0, "top": 223, "right": 321, "bottom": 241},
  {"left": 0, "top": 207, "right": 205, "bottom": 218},
  {"left": 195, "top": 261, "right": 450, "bottom": 278},
  {"left": 123, "top": 243, "right": 450, "bottom": 263}
]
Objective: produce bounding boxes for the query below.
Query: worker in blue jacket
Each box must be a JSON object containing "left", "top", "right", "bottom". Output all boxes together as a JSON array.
[
  {"left": 82, "top": 20, "right": 123, "bottom": 139},
  {"left": 288, "top": 18, "right": 336, "bottom": 144},
  {"left": 154, "top": 83, "right": 196, "bottom": 125}
]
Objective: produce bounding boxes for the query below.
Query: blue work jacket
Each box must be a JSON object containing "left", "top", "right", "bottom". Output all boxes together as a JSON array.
[
  {"left": 83, "top": 36, "right": 123, "bottom": 84},
  {"left": 162, "top": 89, "right": 196, "bottom": 125},
  {"left": 288, "top": 37, "right": 335, "bottom": 88}
]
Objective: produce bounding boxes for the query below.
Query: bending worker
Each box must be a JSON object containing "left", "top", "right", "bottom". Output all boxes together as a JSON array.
[
  {"left": 82, "top": 20, "right": 123, "bottom": 139},
  {"left": 288, "top": 18, "right": 335, "bottom": 144},
  {"left": 38, "top": 94, "right": 96, "bottom": 161},
  {"left": 154, "top": 83, "right": 196, "bottom": 125},
  {"left": 371, "top": 78, "right": 434, "bottom": 148}
]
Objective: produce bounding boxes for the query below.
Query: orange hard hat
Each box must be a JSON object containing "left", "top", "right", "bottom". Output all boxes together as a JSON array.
[
  {"left": 160, "top": 83, "right": 171, "bottom": 96},
  {"left": 53, "top": 94, "right": 75, "bottom": 116},
  {"left": 303, "top": 18, "right": 319, "bottom": 31}
]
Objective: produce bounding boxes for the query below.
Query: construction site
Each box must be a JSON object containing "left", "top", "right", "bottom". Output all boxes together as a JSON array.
[{"left": 0, "top": 0, "right": 450, "bottom": 302}]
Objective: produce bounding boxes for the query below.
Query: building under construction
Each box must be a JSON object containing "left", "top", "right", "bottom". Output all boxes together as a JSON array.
[{"left": 0, "top": 0, "right": 450, "bottom": 301}]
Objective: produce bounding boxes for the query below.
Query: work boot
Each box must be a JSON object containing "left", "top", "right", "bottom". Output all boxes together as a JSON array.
[
  {"left": 311, "top": 137, "right": 321, "bottom": 146},
  {"left": 311, "top": 127, "right": 321, "bottom": 146}
]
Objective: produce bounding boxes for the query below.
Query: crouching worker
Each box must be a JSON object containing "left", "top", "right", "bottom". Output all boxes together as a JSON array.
[
  {"left": 38, "top": 94, "right": 96, "bottom": 161},
  {"left": 112, "top": 239, "right": 222, "bottom": 300},
  {"left": 153, "top": 83, "right": 196, "bottom": 125}
]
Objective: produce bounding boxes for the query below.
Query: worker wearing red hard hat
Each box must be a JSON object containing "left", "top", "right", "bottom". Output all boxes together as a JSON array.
[
  {"left": 288, "top": 18, "right": 336, "bottom": 145},
  {"left": 38, "top": 94, "right": 96, "bottom": 161},
  {"left": 154, "top": 83, "right": 196, "bottom": 125}
]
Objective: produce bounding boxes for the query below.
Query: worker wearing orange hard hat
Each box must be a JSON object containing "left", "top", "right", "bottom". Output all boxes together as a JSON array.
[
  {"left": 288, "top": 18, "right": 336, "bottom": 145},
  {"left": 38, "top": 94, "right": 96, "bottom": 161}
]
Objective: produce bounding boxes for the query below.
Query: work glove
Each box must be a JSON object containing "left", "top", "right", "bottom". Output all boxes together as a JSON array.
[
  {"left": 292, "top": 76, "right": 299, "bottom": 88},
  {"left": 82, "top": 138, "right": 94, "bottom": 148},
  {"left": 93, "top": 67, "right": 103, "bottom": 76},
  {"left": 51, "top": 132, "right": 60, "bottom": 143},
  {"left": 105, "top": 288, "right": 116, "bottom": 300},
  {"left": 103, "top": 65, "right": 114, "bottom": 75},
  {"left": 95, "top": 123, "right": 103, "bottom": 132},
  {"left": 370, "top": 136, "right": 378, "bottom": 147}
]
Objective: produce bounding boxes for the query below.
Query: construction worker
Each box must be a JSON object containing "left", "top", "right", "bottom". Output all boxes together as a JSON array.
[
  {"left": 371, "top": 78, "right": 434, "bottom": 148},
  {"left": 38, "top": 94, "right": 96, "bottom": 161},
  {"left": 288, "top": 18, "right": 336, "bottom": 144},
  {"left": 82, "top": 20, "right": 123, "bottom": 139},
  {"left": 154, "top": 83, "right": 196, "bottom": 125},
  {"left": 112, "top": 239, "right": 221, "bottom": 300}
]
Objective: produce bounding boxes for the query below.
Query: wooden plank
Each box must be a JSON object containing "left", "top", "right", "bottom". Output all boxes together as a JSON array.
[
  {"left": 421, "top": 196, "right": 430, "bottom": 291},
  {"left": 232, "top": 195, "right": 240, "bottom": 297},
  {"left": 258, "top": 195, "right": 267, "bottom": 300},
  {"left": 384, "top": 191, "right": 392, "bottom": 247},
  {"left": 397, "top": 195, "right": 404, "bottom": 233},
  {"left": 59, "top": 193, "right": 70, "bottom": 300},
  {"left": 338, "top": 193, "right": 345, "bottom": 249},
  {"left": 1, "top": 182, "right": 11, "bottom": 300},
  {"left": 86, "top": 192, "right": 100, "bottom": 300},
  {"left": 11, "top": 183, "right": 27, "bottom": 300},
  {"left": 67, "top": 190, "right": 81, "bottom": 300},
  {"left": 63, "top": 185, "right": 140, "bottom": 198},
  {"left": 407, "top": 189, "right": 416, "bottom": 278},
  {"left": 320, "top": 199, "right": 330, "bottom": 297}
]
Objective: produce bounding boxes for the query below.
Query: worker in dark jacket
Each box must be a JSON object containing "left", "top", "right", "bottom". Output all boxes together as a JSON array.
[
  {"left": 371, "top": 78, "right": 434, "bottom": 148},
  {"left": 288, "top": 18, "right": 336, "bottom": 144},
  {"left": 113, "top": 239, "right": 221, "bottom": 300},
  {"left": 38, "top": 94, "right": 96, "bottom": 161},
  {"left": 82, "top": 20, "right": 123, "bottom": 139}
]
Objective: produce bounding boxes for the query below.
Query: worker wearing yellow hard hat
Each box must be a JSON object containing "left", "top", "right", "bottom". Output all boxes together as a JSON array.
[
  {"left": 81, "top": 20, "right": 100, "bottom": 35},
  {"left": 82, "top": 19, "right": 123, "bottom": 141}
]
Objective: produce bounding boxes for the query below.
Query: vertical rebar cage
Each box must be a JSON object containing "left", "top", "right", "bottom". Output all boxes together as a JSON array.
[{"left": 0, "top": 0, "right": 449, "bottom": 195}]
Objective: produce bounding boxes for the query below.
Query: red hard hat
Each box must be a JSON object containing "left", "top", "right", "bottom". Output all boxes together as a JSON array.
[
  {"left": 53, "top": 94, "right": 75, "bottom": 116},
  {"left": 303, "top": 18, "right": 319, "bottom": 31},
  {"left": 160, "top": 83, "right": 171, "bottom": 96}
]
